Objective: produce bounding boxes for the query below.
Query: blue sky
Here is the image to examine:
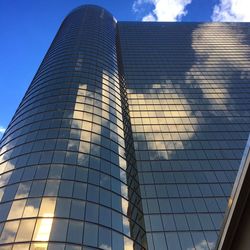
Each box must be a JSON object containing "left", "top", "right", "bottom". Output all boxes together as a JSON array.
[{"left": 0, "top": 0, "right": 249, "bottom": 137}]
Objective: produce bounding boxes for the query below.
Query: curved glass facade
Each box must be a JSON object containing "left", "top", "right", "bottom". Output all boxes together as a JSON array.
[{"left": 0, "top": 5, "right": 146, "bottom": 250}]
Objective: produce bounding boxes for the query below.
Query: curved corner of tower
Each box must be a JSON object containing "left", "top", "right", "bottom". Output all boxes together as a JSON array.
[{"left": 67, "top": 4, "right": 117, "bottom": 23}]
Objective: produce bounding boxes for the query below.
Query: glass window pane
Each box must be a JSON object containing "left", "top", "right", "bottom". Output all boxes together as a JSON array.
[
  {"left": 83, "top": 222, "right": 98, "bottom": 247},
  {"left": 186, "top": 214, "right": 201, "bottom": 230},
  {"left": 99, "top": 227, "right": 111, "bottom": 249},
  {"left": 39, "top": 197, "right": 56, "bottom": 217},
  {"left": 165, "top": 232, "right": 181, "bottom": 250},
  {"left": 15, "top": 219, "right": 36, "bottom": 242},
  {"left": 0, "top": 220, "right": 20, "bottom": 243},
  {"left": 30, "top": 242, "right": 48, "bottom": 250},
  {"left": 178, "top": 232, "right": 194, "bottom": 250},
  {"left": 55, "top": 198, "right": 71, "bottom": 218},
  {"left": 23, "top": 198, "right": 41, "bottom": 218},
  {"left": 67, "top": 220, "right": 84, "bottom": 244},
  {"left": 8, "top": 199, "right": 26, "bottom": 220},
  {"left": 73, "top": 182, "right": 87, "bottom": 199},
  {"left": 99, "top": 206, "right": 111, "bottom": 227},
  {"left": 152, "top": 233, "right": 167, "bottom": 250},
  {"left": 85, "top": 203, "right": 98, "bottom": 223},
  {"left": 47, "top": 243, "right": 66, "bottom": 250},
  {"left": 29, "top": 180, "right": 46, "bottom": 197},
  {"left": 65, "top": 245, "right": 81, "bottom": 250},
  {"left": 162, "top": 214, "right": 176, "bottom": 231},
  {"left": 1, "top": 184, "right": 18, "bottom": 202},
  {"left": 112, "top": 231, "right": 123, "bottom": 250},
  {"left": 44, "top": 180, "right": 60, "bottom": 196},
  {"left": 70, "top": 200, "right": 85, "bottom": 220},
  {"left": 59, "top": 181, "right": 73, "bottom": 197},
  {"left": 0, "top": 202, "right": 11, "bottom": 222},
  {"left": 15, "top": 181, "right": 32, "bottom": 199},
  {"left": 33, "top": 218, "right": 53, "bottom": 241},
  {"left": 150, "top": 215, "right": 163, "bottom": 231},
  {"left": 50, "top": 219, "right": 68, "bottom": 241},
  {"left": 12, "top": 243, "right": 30, "bottom": 250},
  {"left": 174, "top": 214, "right": 189, "bottom": 230},
  {"left": 75, "top": 167, "right": 88, "bottom": 182},
  {"left": 112, "top": 210, "right": 122, "bottom": 232},
  {"left": 204, "top": 231, "right": 217, "bottom": 250},
  {"left": 192, "top": 232, "right": 209, "bottom": 250}
]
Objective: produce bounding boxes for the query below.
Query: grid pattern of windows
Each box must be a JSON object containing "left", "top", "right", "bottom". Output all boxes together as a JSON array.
[
  {"left": 0, "top": 6, "right": 146, "bottom": 250},
  {"left": 1, "top": 6, "right": 250, "bottom": 250},
  {"left": 118, "top": 22, "right": 250, "bottom": 249}
]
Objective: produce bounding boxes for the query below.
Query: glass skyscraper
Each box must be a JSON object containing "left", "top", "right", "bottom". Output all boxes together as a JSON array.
[{"left": 0, "top": 5, "right": 250, "bottom": 250}]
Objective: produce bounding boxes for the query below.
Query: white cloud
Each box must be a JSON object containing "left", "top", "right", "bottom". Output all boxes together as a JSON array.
[
  {"left": 133, "top": 0, "right": 192, "bottom": 21},
  {"left": 212, "top": 0, "right": 250, "bottom": 21},
  {"left": 0, "top": 126, "right": 6, "bottom": 134},
  {"left": 143, "top": 13, "right": 156, "bottom": 21},
  {"left": 133, "top": 0, "right": 153, "bottom": 12}
]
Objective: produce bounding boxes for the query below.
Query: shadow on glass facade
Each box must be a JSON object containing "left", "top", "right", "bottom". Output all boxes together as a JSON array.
[{"left": 1, "top": 4, "right": 250, "bottom": 250}]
